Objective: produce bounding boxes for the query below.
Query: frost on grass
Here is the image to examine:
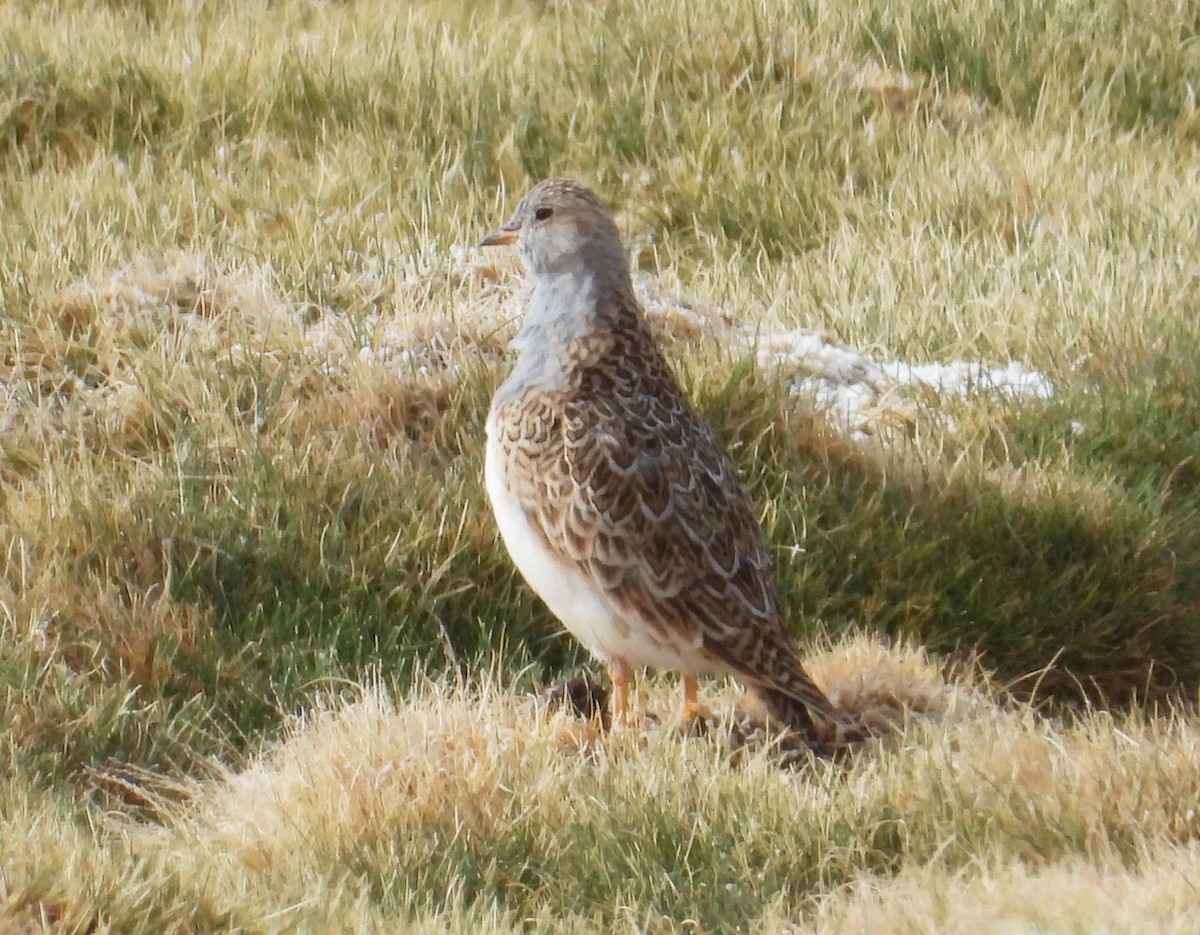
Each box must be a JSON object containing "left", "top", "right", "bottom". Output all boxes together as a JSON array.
[
  {"left": 15, "top": 249, "right": 1054, "bottom": 453},
  {"left": 631, "top": 267, "right": 1056, "bottom": 439},
  {"left": 296, "top": 242, "right": 1058, "bottom": 444},
  {"left": 5, "top": 249, "right": 516, "bottom": 457},
  {"left": 25, "top": 248, "right": 513, "bottom": 385},
  {"left": 754, "top": 328, "right": 1054, "bottom": 438}
]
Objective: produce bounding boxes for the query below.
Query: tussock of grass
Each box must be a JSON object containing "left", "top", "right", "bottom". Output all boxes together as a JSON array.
[{"left": 2, "top": 637, "right": 1197, "bottom": 932}]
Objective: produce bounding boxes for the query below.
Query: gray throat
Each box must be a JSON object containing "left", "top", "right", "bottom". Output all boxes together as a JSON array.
[{"left": 496, "top": 270, "right": 608, "bottom": 401}]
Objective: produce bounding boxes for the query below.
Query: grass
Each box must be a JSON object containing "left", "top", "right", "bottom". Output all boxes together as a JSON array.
[{"left": 1, "top": 0, "right": 1198, "bottom": 930}]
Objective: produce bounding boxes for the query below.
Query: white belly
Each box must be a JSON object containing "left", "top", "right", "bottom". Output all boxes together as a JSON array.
[{"left": 483, "top": 429, "right": 707, "bottom": 674}]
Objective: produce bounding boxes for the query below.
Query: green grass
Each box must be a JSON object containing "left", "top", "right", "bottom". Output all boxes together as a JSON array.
[{"left": 1, "top": 0, "right": 1199, "bottom": 930}]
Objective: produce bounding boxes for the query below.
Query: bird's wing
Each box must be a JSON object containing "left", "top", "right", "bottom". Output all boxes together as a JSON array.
[{"left": 492, "top": 341, "right": 836, "bottom": 722}]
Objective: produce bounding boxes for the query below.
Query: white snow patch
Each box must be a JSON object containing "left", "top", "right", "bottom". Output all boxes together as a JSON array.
[
  {"left": 755, "top": 328, "right": 1054, "bottom": 436},
  {"left": 881, "top": 358, "right": 1055, "bottom": 400}
]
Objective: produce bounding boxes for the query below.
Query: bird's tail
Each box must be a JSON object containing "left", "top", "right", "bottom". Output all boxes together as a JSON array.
[{"left": 750, "top": 664, "right": 849, "bottom": 757}]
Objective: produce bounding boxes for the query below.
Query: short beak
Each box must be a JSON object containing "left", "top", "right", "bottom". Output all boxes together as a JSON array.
[{"left": 480, "top": 225, "right": 519, "bottom": 247}]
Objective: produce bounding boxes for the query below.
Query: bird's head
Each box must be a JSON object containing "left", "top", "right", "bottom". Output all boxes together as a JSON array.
[{"left": 481, "top": 178, "right": 628, "bottom": 281}]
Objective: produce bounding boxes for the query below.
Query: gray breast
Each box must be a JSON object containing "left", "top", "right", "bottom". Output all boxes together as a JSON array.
[{"left": 494, "top": 272, "right": 603, "bottom": 404}]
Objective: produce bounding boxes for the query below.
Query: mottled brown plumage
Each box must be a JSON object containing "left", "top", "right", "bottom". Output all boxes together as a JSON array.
[{"left": 482, "top": 178, "right": 839, "bottom": 748}]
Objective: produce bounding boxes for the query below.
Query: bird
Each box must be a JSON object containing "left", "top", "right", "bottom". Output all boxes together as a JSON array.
[{"left": 481, "top": 178, "right": 840, "bottom": 750}]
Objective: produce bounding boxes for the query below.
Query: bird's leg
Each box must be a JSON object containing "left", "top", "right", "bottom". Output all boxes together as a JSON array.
[
  {"left": 682, "top": 675, "right": 700, "bottom": 720},
  {"left": 608, "top": 657, "right": 631, "bottom": 727},
  {"left": 681, "top": 675, "right": 712, "bottom": 726}
]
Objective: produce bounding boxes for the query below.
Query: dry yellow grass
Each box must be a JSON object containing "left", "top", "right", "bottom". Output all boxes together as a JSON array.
[
  {"left": 800, "top": 845, "right": 1200, "bottom": 935},
  {"left": 3, "top": 635, "right": 1197, "bottom": 932}
]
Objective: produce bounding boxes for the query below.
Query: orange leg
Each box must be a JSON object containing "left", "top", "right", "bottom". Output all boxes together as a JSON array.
[
  {"left": 682, "top": 675, "right": 701, "bottom": 721},
  {"left": 608, "top": 657, "right": 631, "bottom": 727}
]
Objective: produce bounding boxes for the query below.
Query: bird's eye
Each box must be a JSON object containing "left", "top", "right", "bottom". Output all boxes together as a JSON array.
[{"left": 534, "top": 207, "right": 554, "bottom": 221}]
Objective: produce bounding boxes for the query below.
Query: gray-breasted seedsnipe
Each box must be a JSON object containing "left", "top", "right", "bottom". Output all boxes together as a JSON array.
[{"left": 482, "top": 179, "right": 840, "bottom": 750}]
